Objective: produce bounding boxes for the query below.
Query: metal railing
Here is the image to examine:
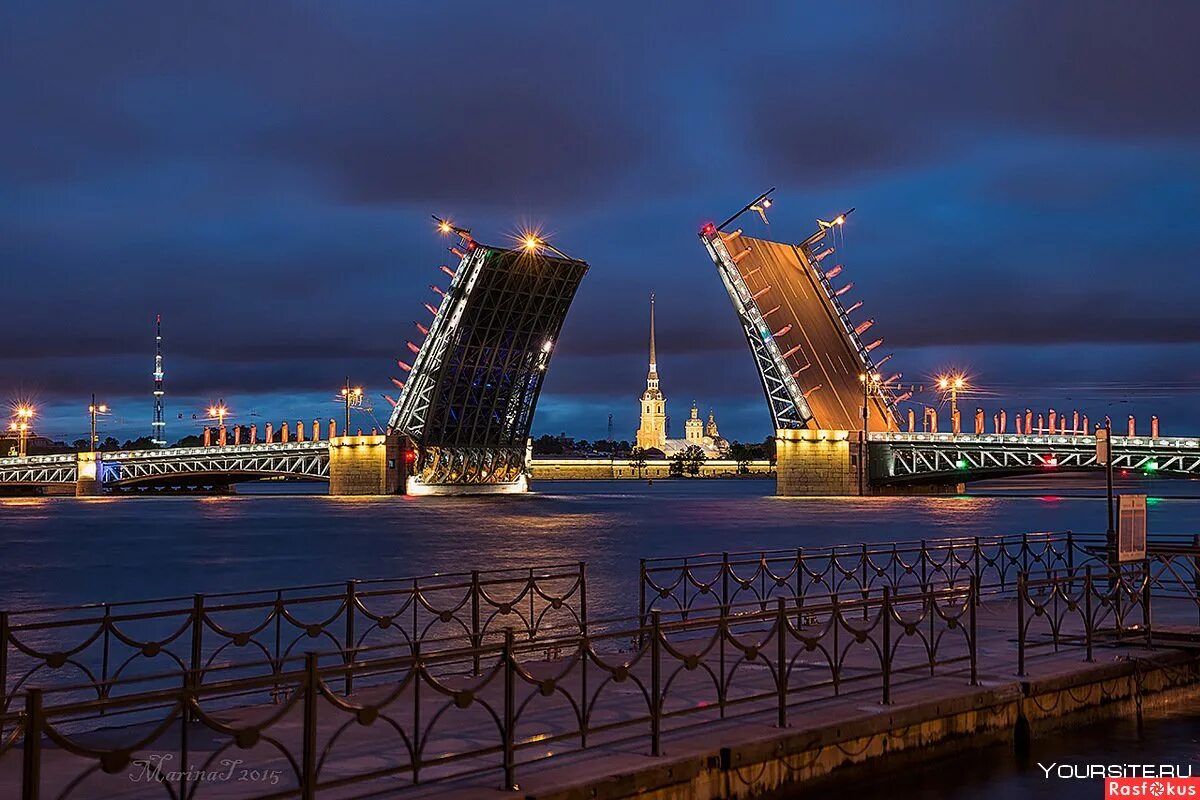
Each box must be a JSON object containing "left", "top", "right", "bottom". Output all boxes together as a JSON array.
[
  {"left": 1, "top": 559, "right": 1173, "bottom": 799},
  {"left": 639, "top": 532, "right": 1200, "bottom": 625},
  {"left": 1, "top": 579, "right": 982, "bottom": 799},
  {"left": 1, "top": 563, "right": 586, "bottom": 718}
]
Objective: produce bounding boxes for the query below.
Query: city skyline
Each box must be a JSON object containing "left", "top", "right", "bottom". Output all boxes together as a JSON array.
[{"left": 4, "top": 2, "right": 1200, "bottom": 445}]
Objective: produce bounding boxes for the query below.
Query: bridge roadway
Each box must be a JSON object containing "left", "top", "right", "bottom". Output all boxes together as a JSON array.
[
  {"left": 3, "top": 429, "right": 1200, "bottom": 492},
  {"left": 870, "top": 430, "right": 1200, "bottom": 484},
  {"left": 0, "top": 440, "right": 328, "bottom": 490}
]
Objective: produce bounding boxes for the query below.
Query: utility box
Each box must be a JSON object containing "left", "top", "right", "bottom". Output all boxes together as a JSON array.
[{"left": 1117, "top": 494, "right": 1147, "bottom": 562}]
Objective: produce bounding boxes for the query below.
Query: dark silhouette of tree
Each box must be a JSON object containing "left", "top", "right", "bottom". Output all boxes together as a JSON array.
[
  {"left": 628, "top": 447, "right": 649, "bottom": 477},
  {"left": 680, "top": 444, "right": 706, "bottom": 476}
]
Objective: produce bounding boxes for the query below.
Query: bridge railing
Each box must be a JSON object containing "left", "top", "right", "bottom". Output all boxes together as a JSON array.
[
  {"left": 1, "top": 560, "right": 1173, "bottom": 798},
  {"left": 0, "top": 563, "right": 586, "bottom": 720}
]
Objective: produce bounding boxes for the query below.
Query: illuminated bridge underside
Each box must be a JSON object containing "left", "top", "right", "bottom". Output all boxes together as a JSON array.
[
  {"left": 0, "top": 442, "right": 329, "bottom": 488},
  {"left": 702, "top": 228, "right": 893, "bottom": 431},
  {"left": 872, "top": 432, "right": 1200, "bottom": 483},
  {"left": 388, "top": 244, "right": 588, "bottom": 489}
]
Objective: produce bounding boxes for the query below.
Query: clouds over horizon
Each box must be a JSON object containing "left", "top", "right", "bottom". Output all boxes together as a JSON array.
[{"left": 3, "top": 1, "right": 1200, "bottom": 442}]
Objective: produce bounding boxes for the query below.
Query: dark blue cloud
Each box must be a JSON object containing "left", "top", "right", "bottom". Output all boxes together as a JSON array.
[{"left": 3, "top": 0, "right": 1200, "bottom": 445}]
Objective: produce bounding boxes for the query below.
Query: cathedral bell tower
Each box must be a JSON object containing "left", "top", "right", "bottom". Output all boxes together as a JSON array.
[{"left": 635, "top": 293, "right": 667, "bottom": 450}]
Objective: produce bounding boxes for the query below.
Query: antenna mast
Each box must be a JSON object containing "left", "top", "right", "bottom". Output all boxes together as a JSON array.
[{"left": 152, "top": 314, "right": 166, "bottom": 446}]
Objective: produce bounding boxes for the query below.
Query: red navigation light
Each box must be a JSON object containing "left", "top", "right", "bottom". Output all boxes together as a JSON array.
[
  {"left": 466, "top": 239, "right": 478, "bottom": 251},
  {"left": 404, "top": 449, "right": 417, "bottom": 463},
  {"left": 701, "top": 222, "right": 717, "bottom": 236},
  {"left": 1044, "top": 455, "right": 1058, "bottom": 468}
]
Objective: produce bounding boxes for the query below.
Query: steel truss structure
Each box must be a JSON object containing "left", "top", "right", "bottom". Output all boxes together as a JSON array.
[
  {"left": 101, "top": 441, "right": 329, "bottom": 485},
  {"left": 0, "top": 454, "right": 75, "bottom": 485},
  {"left": 871, "top": 431, "right": 1200, "bottom": 482},
  {"left": 388, "top": 244, "right": 588, "bottom": 489},
  {"left": 700, "top": 217, "right": 895, "bottom": 431}
]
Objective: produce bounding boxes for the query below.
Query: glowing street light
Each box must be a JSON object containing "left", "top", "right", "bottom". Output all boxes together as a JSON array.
[
  {"left": 88, "top": 394, "right": 111, "bottom": 450},
  {"left": 936, "top": 373, "right": 968, "bottom": 434},
  {"left": 340, "top": 378, "right": 364, "bottom": 435},
  {"left": 9, "top": 404, "right": 35, "bottom": 458}
]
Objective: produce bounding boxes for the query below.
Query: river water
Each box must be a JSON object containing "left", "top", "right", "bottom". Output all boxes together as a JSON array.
[
  {"left": 2, "top": 475, "right": 1199, "bottom": 619},
  {"left": 837, "top": 697, "right": 1200, "bottom": 800},
  {"left": 2, "top": 476, "right": 1198, "bottom": 783}
]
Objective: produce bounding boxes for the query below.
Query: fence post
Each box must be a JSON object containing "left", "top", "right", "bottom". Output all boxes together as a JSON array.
[
  {"left": 578, "top": 562, "right": 588, "bottom": 637},
  {"left": 650, "top": 610, "right": 662, "bottom": 756},
  {"left": 860, "top": 544, "right": 870, "bottom": 620},
  {"left": 973, "top": 536, "right": 982, "bottom": 605},
  {"left": 471, "top": 571, "right": 482, "bottom": 676},
  {"left": 1193, "top": 534, "right": 1200, "bottom": 627},
  {"left": 189, "top": 594, "right": 204, "bottom": 720},
  {"left": 1143, "top": 559, "right": 1153, "bottom": 649},
  {"left": 412, "top": 641, "right": 422, "bottom": 784},
  {"left": 301, "top": 652, "right": 317, "bottom": 800},
  {"left": 101, "top": 604, "right": 111, "bottom": 700},
  {"left": 831, "top": 593, "right": 841, "bottom": 696},
  {"left": 1017, "top": 573, "right": 1026, "bottom": 677},
  {"left": 1, "top": 610, "right": 9, "bottom": 715},
  {"left": 969, "top": 576, "right": 978, "bottom": 685},
  {"left": 718, "top": 603, "right": 727, "bottom": 719},
  {"left": 21, "top": 688, "right": 42, "bottom": 800},
  {"left": 1084, "top": 566, "right": 1094, "bottom": 663},
  {"left": 344, "top": 581, "right": 356, "bottom": 696},
  {"left": 503, "top": 627, "right": 516, "bottom": 790},
  {"left": 920, "top": 539, "right": 928, "bottom": 590},
  {"left": 795, "top": 547, "right": 804, "bottom": 626},
  {"left": 1067, "top": 530, "right": 1075, "bottom": 572},
  {"left": 1022, "top": 532, "right": 1030, "bottom": 575},
  {"left": 638, "top": 560, "right": 646, "bottom": 632},
  {"left": 776, "top": 597, "right": 787, "bottom": 728},
  {"left": 881, "top": 587, "right": 891, "bottom": 705},
  {"left": 721, "top": 552, "right": 730, "bottom": 609}
]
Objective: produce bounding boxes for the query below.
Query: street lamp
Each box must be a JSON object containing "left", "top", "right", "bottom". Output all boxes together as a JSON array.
[
  {"left": 208, "top": 401, "right": 229, "bottom": 444},
  {"left": 88, "top": 394, "right": 110, "bottom": 450},
  {"left": 858, "top": 372, "right": 881, "bottom": 495},
  {"left": 9, "top": 404, "right": 35, "bottom": 458},
  {"left": 936, "top": 374, "right": 967, "bottom": 433},
  {"left": 340, "top": 378, "right": 364, "bottom": 435}
]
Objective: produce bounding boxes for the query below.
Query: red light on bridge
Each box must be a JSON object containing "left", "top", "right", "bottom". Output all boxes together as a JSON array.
[
  {"left": 701, "top": 222, "right": 716, "bottom": 236},
  {"left": 404, "top": 450, "right": 417, "bottom": 463},
  {"left": 466, "top": 239, "right": 478, "bottom": 251},
  {"left": 1044, "top": 455, "right": 1058, "bottom": 468}
]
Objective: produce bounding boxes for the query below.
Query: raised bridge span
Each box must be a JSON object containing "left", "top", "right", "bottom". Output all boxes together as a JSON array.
[{"left": 699, "top": 190, "right": 1198, "bottom": 494}]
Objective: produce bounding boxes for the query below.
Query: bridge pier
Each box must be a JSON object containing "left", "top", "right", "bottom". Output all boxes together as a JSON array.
[
  {"left": 75, "top": 452, "right": 103, "bottom": 496},
  {"left": 775, "top": 429, "right": 865, "bottom": 496},
  {"left": 327, "top": 434, "right": 404, "bottom": 495}
]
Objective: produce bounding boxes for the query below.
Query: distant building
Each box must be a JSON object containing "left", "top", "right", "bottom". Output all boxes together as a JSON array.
[{"left": 634, "top": 293, "right": 729, "bottom": 458}]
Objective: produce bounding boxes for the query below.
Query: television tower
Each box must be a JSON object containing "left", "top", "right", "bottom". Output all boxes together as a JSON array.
[{"left": 151, "top": 314, "right": 166, "bottom": 446}]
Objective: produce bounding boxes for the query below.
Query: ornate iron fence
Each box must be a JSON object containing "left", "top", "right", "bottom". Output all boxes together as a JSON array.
[
  {"left": 0, "top": 579, "right": 982, "bottom": 799},
  {"left": 0, "top": 559, "right": 1178, "bottom": 798},
  {"left": 639, "top": 532, "right": 1200, "bottom": 626},
  {"left": 0, "top": 563, "right": 586, "bottom": 720}
]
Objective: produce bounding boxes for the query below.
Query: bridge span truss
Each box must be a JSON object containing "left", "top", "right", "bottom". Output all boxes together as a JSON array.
[{"left": 871, "top": 431, "right": 1200, "bottom": 483}]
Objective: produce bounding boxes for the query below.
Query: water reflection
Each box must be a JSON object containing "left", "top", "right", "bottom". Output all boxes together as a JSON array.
[{"left": 2, "top": 479, "right": 1200, "bottom": 617}]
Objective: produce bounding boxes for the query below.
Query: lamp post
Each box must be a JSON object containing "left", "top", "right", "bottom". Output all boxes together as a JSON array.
[
  {"left": 937, "top": 374, "right": 967, "bottom": 434},
  {"left": 340, "top": 378, "right": 363, "bottom": 435},
  {"left": 9, "top": 405, "right": 35, "bottom": 458},
  {"left": 88, "top": 395, "right": 110, "bottom": 450},
  {"left": 858, "top": 372, "right": 881, "bottom": 495},
  {"left": 207, "top": 401, "right": 229, "bottom": 445}
]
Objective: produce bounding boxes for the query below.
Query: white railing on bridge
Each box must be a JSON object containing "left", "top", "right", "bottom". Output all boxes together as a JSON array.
[{"left": 869, "top": 431, "right": 1200, "bottom": 449}]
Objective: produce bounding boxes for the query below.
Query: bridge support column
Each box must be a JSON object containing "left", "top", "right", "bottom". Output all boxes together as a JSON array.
[
  {"left": 75, "top": 452, "right": 104, "bottom": 496},
  {"left": 327, "top": 434, "right": 404, "bottom": 496},
  {"left": 775, "top": 429, "right": 863, "bottom": 496}
]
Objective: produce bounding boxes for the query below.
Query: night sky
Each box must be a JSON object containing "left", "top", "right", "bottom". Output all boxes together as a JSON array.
[{"left": 4, "top": 2, "right": 1199, "bottom": 446}]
